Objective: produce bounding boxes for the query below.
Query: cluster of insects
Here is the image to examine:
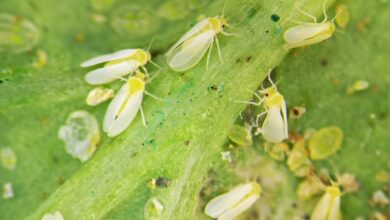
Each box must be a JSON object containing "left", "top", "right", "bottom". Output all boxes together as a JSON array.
[{"left": 79, "top": 1, "right": 345, "bottom": 219}]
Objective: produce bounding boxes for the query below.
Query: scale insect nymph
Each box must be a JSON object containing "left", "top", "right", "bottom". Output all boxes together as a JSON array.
[
  {"left": 166, "top": 9, "right": 231, "bottom": 72},
  {"left": 283, "top": 0, "right": 340, "bottom": 50}
]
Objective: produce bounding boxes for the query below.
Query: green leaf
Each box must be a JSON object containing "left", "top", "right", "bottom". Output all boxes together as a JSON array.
[{"left": 1, "top": 0, "right": 388, "bottom": 219}]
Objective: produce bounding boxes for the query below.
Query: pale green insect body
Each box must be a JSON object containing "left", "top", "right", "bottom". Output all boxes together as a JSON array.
[{"left": 166, "top": 16, "right": 229, "bottom": 71}]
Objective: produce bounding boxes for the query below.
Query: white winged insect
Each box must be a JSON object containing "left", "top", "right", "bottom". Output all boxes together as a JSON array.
[
  {"left": 283, "top": 0, "right": 340, "bottom": 50},
  {"left": 103, "top": 71, "right": 163, "bottom": 137},
  {"left": 311, "top": 184, "right": 342, "bottom": 220},
  {"left": 239, "top": 71, "right": 288, "bottom": 143},
  {"left": 205, "top": 182, "right": 261, "bottom": 220},
  {"left": 81, "top": 48, "right": 152, "bottom": 85},
  {"left": 166, "top": 14, "right": 230, "bottom": 72}
]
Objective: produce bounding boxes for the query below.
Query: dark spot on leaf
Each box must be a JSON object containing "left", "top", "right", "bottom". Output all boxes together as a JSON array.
[
  {"left": 236, "top": 58, "right": 241, "bottom": 63},
  {"left": 271, "top": 14, "right": 280, "bottom": 22},
  {"left": 52, "top": 156, "right": 59, "bottom": 163},
  {"left": 246, "top": 56, "right": 252, "bottom": 62},
  {"left": 156, "top": 177, "right": 171, "bottom": 187},
  {"left": 184, "top": 140, "right": 190, "bottom": 145},
  {"left": 208, "top": 84, "right": 217, "bottom": 91},
  {"left": 246, "top": 8, "right": 258, "bottom": 18},
  {"left": 57, "top": 176, "right": 65, "bottom": 185},
  {"left": 321, "top": 59, "right": 328, "bottom": 66},
  {"left": 265, "top": 30, "right": 269, "bottom": 34},
  {"left": 303, "top": 214, "right": 310, "bottom": 220}
]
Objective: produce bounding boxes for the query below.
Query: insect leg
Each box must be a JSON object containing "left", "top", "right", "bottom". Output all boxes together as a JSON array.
[
  {"left": 140, "top": 105, "right": 147, "bottom": 127},
  {"left": 206, "top": 38, "right": 214, "bottom": 71},
  {"left": 255, "top": 111, "right": 268, "bottom": 128},
  {"left": 215, "top": 36, "right": 223, "bottom": 63},
  {"left": 296, "top": 7, "right": 317, "bottom": 23},
  {"left": 144, "top": 90, "right": 167, "bottom": 102}
]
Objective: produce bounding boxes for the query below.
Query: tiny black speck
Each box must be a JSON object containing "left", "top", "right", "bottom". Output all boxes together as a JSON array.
[
  {"left": 271, "top": 14, "right": 280, "bottom": 22},
  {"left": 156, "top": 177, "right": 171, "bottom": 187}
]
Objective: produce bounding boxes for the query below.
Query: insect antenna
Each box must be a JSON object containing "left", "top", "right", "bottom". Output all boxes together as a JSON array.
[
  {"left": 149, "top": 60, "right": 163, "bottom": 70},
  {"left": 146, "top": 37, "right": 156, "bottom": 51},
  {"left": 322, "top": 0, "right": 329, "bottom": 23},
  {"left": 296, "top": 7, "right": 317, "bottom": 23}
]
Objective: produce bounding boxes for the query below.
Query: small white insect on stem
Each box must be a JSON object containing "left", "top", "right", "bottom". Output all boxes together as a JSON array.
[
  {"left": 165, "top": 11, "right": 231, "bottom": 72},
  {"left": 236, "top": 70, "right": 288, "bottom": 143}
]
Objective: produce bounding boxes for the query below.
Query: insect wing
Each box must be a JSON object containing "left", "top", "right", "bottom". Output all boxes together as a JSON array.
[
  {"left": 103, "top": 83, "right": 143, "bottom": 137},
  {"left": 218, "top": 195, "right": 259, "bottom": 220},
  {"left": 81, "top": 49, "right": 137, "bottom": 67},
  {"left": 311, "top": 193, "right": 332, "bottom": 220},
  {"left": 262, "top": 106, "right": 287, "bottom": 143},
  {"left": 167, "top": 30, "right": 215, "bottom": 71},
  {"left": 166, "top": 19, "right": 210, "bottom": 56},
  {"left": 283, "top": 23, "right": 330, "bottom": 44},
  {"left": 85, "top": 61, "right": 138, "bottom": 85},
  {"left": 327, "top": 196, "right": 341, "bottom": 220},
  {"left": 205, "top": 183, "right": 254, "bottom": 218}
]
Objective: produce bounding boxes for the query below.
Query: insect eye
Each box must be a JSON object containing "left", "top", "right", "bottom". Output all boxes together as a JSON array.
[
  {"left": 265, "top": 93, "right": 269, "bottom": 97},
  {"left": 222, "top": 24, "right": 225, "bottom": 28}
]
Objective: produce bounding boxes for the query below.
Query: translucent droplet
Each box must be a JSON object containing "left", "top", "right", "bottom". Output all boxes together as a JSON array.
[
  {"left": 264, "top": 142, "right": 288, "bottom": 161},
  {"left": 287, "top": 139, "right": 311, "bottom": 177},
  {"left": 157, "top": 1, "right": 190, "bottom": 21},
  {"left": 220, "top": 151, "right": 232, "bottom": 163},
  {"left": 111, "top": 6, "right": 159, "bottom": 36},
  {"left": 0, "top": 14, "right": 40, "bottom": 53},
  {"left": 371, "top": 190, "right": 389, "bottom": 207},
  {"left": 144, "top": 198, "right": 164, "bottom": 220},
  {"left": 58, "top": 110, "right": 100, "bottom": 162},
  {"left": 42, "top": 211, "right": 64, "bottom": 220},
  {"left": 296, "top": 178, "right": 322, "bottom": 201},
  {"left": 308, "top": 126, "right": 343, "bottom": 160},
  {"left": 32, "top": 49, "right": 48, "bottom": 68},
  {"left": 335, "top": 4, "right": 350, "bottom": 29},
  {"left": 346, "top": 80, "right": 369, "bottom": 94},
  {"left": 227, "top": 124, "right": 252, "bottom": 146},
  {"left": 2, "top": 182, "right": 14, "bottom": 199},
  {"left": 289, "top": 106, "right": 306, "bottom": 119},
  {"left": 86, "top": 87, "right": 114, "bottom": 106},
  {"left": 0, "top": 147, "right": 17, "bottom": 170}
]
